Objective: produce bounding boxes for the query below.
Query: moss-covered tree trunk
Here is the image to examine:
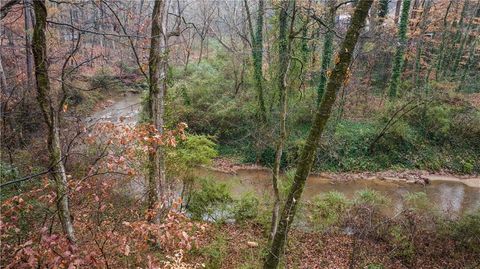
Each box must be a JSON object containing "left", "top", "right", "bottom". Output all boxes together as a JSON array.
[
  {"left": 32, "top": 0, "right": 76, "bottom": 243},
  {"left": 412, "top": 0, "right": 431, "bottom": 88},
  {"left": 263, "top": 0, "right": 374, "bottom": 267},
  {"left": 146, "top": 0, "right": 169, "bottom": 223},
  {"left": 441, "top": 0, "right": 469, "bottom": 77},
  {"left": 451, "top": 1, "right": 478, "bottom": 76},
  {"left": 316, "top": 0, "right": 336, "bottom": 106},
  {"left": 388, "top": 0, "right": 411, "bottom": 99},
  {"left": 378, "top": 0, "right": 389, "bottom": 20},
  {"left": 457, "top": 36, "right": 478, "bottom": 91},
  {"left": 245, "top": 0, "right": 267, "bottom": 122},
  {"left": 270, "top": 0, "right": 291, "bottom": 241},
  {"left": 434, "top": 0, "right": 453, "bottom": 80}
]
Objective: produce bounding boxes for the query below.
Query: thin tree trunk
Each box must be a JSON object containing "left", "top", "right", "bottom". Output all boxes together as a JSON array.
[
  {"left": 451, "top": 0, "right": 479, "bottom": 76},
  {"left": 434, "top": 0, "right": 453, "bottom": 80},
  {"left": 24, "top": 0, "right": 34, "bottom": 90},
  {"left": 197, "top": 37, "right": 204, "bottom": 64},
  {"left": 440, "top": 0, "right": 468, "bottom": 78},
  {"left": 270, "top": 0, "right": 291, "bottom": 241},
  {"left": 146, "top": 0, "right": 169, "bottom": 223},
  {"left": 394, "top": 0, "right": 403, "bottom": 24},
  {"left": 388, "top": 0, "right": 411, "bottom": 99},
  {"left": 457, "top": 36, "right": 478, "bottom": 91},
  {"left": 317, "top": 0, "right": 336, "bottom": 106},
  {"left": 413, "top": 0, "right": 431, "bottom": 88},
  {"left": 244, "top": 0, "right": 267, "bottom": 122},
  {"left": 0, "top": 53, "right": 7, "bottom": 93},
  {"left": 32, "top": 0, "right": 76, "bottom": 243},
  {"left": 263, "top": 0, "right": 374, "bottom": 267}
]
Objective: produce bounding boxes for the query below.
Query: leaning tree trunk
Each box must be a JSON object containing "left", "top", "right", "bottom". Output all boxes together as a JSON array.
[
  {"left": 263, "top": 0, "right": 374, "bottom": 267},
  {"left": 146, "top": 0, "right": 169, "bottom": 223},
  {"left": 32, "top": 0, "right": 76, "bottom": 243},
  {"left": 270, "top": 0, "right": 291, "bottom": 241},
  {"left": 388, "top": 0, "right": 411, "bottom": 99}
]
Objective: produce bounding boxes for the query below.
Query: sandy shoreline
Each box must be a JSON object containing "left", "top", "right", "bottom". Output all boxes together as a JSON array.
[{"left": 208, "top": 158, "right": 480, "bottom": 188}]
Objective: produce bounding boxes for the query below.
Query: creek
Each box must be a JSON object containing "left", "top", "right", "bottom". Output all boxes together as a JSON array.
[{"left": 90, "top": 94, "right": 480, "bottom": 217}]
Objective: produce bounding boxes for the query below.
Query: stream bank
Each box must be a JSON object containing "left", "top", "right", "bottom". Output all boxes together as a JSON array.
[{"left": 89, "top": 95, "right": 480, "bottom": 218}]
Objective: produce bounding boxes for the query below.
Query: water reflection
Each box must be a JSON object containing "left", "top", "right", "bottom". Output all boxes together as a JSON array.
[{"left": 196, "top": 168, "right": 480, "bottom": 217}]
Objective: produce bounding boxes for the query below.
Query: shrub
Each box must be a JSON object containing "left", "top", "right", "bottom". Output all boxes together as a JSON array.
[
  {"left": 450, "top": 209, "right": 480, "bottom": 253},
  {"left": 346, "top": 189, "right": 390, "bottom": 238},
  {"left": 353, "top": 189, "right": 389, "bottom": 207},
  {"left": 90, "top": 67, "right": 122, "bottom": 92},
  {"left": 311, "top": 191, "right": 349, "bottom": 231},
  {"left": 234, "top": 192, "right": 259, "bottom": 221},
  {"left": 187, "top": 178, "right": 233, "bottom": 222},
  {"left": 389, "top": 225, "right": 415, "bottom": 265},
  {"left": 167, "top": 134, "right": 218, "bottom": 177},
  {"left": 0, "top": 162, "right": 19, "bottom": 182}
]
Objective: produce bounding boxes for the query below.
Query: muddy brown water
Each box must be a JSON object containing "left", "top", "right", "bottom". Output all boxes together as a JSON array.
[
  {"left": 91, "top": 94, "right": 480, "bottom": 217},
  {"left": 86, "top": 93, "right": 141, "bottom": 125},
  {"left": 196, "top": 168, "right": 480, "bottom": 217}
]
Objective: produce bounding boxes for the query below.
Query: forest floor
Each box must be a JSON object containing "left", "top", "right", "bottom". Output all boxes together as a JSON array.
[{"left": 189, "top": 222, "right": 479, "bottom": 269}]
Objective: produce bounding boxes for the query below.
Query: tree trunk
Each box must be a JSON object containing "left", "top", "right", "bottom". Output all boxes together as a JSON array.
[
  {"left": 263, "top": 0, "right": 374, "bottom": 267},
  {"left": 32, "top": 0, "right": 76, "bottom": 243},
  {"left": 413, "top": 0, "right": 431, "bottom": 88},
  {"left": 378, "top": 0, "right": 389, "bottom": 19},
  {"left": 457, "top": 36, "right": 478, "bottom": 91},
  {"left": 317, "top": 0, "right": 336, "bottom": 106},
  {"left": 244, "top": 0, "right": 267, "bottom": 122},
  {"left": 439, "top": 0, "right": 468, "bottom": 79},
  {"left": 270, "top": 0, "right": 291, "bottom": 241},
  {"left": 394, "top": 0, "right": 403, "bottom": 24},
  {"left": 24, "top": 0, "right": 34, "bottom": 90},
  {"left": 0, "top": 53, "right": 7, "bottom": 93},
  {"left": 451, "top": 0, "right": 478, "bottom": 76},
  {"left": 434, "top": 0, "right": 453, "bottom": 80},
  {"left": 146, "top": 0, "right": 169, "bottom": 223},
  {"left": 388, "top": 0, "right": 411, "bottom": 99}
]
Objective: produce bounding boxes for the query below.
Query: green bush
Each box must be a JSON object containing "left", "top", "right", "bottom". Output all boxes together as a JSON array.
[
  {"left": 234, "top": 192, "right": 259, "bottom": 221},
  {"left": 404, "top": 192, "right": 432, "bottom": 213},
  {"left": 167, "top": 134, "right": 218, "bottom": 177},
  {"left": 187, "top": 178, "right": 233, "bottom": 222},
  {"left": 187, "top": 178, "right": 260, "bottom": 223},
  {"left": 353, "top": 189, "right": 389, "bottom": 207},
  {"left": 311, "top": 191, "right": 349, "bottom": 231}
]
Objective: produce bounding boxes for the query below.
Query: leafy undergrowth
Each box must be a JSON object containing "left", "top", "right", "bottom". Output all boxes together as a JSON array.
[{"left": 190, "top": 222, "right": 478, "bottom": 269}]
